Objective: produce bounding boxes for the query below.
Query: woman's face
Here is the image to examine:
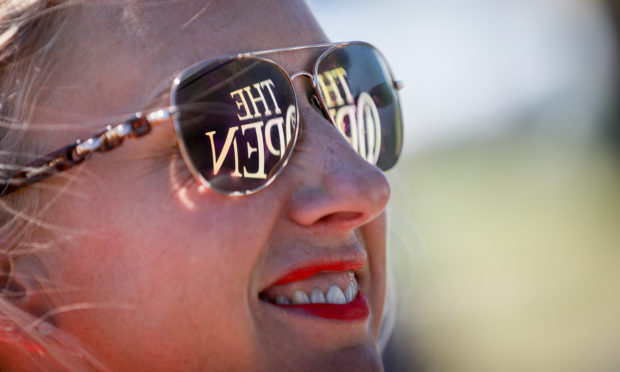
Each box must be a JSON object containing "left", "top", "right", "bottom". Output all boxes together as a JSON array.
[{"left": 34, "top": 1, "right": 390, "bottom": 370}]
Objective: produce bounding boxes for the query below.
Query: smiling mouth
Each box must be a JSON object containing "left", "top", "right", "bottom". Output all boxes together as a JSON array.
[{"left": 259, "top": 263, "right": 370, "bottom": 321}]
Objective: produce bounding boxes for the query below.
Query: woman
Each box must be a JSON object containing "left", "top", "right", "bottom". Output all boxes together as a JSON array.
[{"left": 0, "top": 0, "right": 402, "bottom": 370}]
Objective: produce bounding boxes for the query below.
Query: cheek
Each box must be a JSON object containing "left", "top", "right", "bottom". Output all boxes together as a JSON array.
[
  {"left": 41, "top": 188, "right": 275, "bottom": 369},
  {"left": 361, "top": 212, "right": 388, "bottom": 340}
]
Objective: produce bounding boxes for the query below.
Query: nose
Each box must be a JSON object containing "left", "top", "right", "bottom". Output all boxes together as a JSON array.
[{"left": 283, "top": 80, "right": 391, "bottom": 231}]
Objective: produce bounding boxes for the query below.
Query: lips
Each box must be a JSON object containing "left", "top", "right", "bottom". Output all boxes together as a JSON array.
[
  {"left": 272, "top": 261, "right": 364, "bottom": 285},
  {"left": 259, "top": 260, "right": 369, "bottom": 321}
]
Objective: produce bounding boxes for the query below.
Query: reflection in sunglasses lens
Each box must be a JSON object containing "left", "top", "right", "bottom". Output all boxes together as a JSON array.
[
  {"left": 173, "top": 58, "right": 298, "bottom": 194},
  {"left": 317, "top": 44, "right": 403, "bottom": 171}
]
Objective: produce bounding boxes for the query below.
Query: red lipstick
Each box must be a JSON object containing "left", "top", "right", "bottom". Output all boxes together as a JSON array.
[
  {"left": 273, "top": 261, "right": 364, "bottom": 286},
  {"left": 276, "top": 292, "right": 370, "bottom": 321},
  {"left": 264, "top": 259, "right": 369, "bottom": 321}
]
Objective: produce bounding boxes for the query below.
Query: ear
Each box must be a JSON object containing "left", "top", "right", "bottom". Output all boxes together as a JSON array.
[{"left": 0, "top": 254, "right": 52, "bottom": 355}]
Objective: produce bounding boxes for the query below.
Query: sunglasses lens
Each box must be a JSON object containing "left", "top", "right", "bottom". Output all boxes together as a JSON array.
[
  {"left": 316, "top": 44, "right": 403, "bottom": 171},
  {"left": 172, "top": 58, "right": 299, "bottom": 194}
]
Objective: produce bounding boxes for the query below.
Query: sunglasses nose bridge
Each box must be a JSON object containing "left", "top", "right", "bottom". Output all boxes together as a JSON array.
[
  {"left": 290, "top": 71, "right": 317, "bottom": 97},
  {"left": 290, "top": 71, "right": 330, "bottom": 119}
]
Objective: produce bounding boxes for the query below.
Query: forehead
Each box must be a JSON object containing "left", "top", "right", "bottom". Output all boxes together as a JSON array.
[{"left": 38, "top": 0, "right": 327, "bottom": 126}]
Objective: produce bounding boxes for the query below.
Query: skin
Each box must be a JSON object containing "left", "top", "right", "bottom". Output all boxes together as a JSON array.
[{"left": 15, "top": 1, "right": 391, "bottom": 370}]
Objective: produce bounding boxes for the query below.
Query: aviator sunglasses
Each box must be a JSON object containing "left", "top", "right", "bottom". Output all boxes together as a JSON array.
[{"left": 0, "top": 42, "right": 403, "bottom": 196}]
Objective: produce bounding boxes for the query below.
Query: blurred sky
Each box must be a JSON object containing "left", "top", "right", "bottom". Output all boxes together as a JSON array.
[{"left": 308, "top": 0, "right": 617, "bottom": 155}]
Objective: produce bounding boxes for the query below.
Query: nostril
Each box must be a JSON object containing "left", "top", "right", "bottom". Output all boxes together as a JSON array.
[{"left": 317, "top": 212, "right": 364, "bottom": 226}]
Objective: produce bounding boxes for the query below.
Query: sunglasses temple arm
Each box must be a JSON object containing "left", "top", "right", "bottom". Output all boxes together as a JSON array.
[
  {"left": 0, "top": 143, "right": 84, "bottom": 196},
  {"left": 0, "top": 108, "right": 174, "bottom": 196}
]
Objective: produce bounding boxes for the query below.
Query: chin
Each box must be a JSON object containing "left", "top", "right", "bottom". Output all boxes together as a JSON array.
[{"left": 260, "top": 343, "right": 384, "bottom": 372}]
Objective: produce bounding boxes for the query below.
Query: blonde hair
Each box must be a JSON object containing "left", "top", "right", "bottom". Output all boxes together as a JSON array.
[{"left": 0, "top": 1, "right": 109, "bottom": 370}]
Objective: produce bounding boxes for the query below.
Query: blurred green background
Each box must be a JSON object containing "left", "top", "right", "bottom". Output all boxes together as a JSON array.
[{"left": 309, "top": 0, "right": 620, "bottom": 371}]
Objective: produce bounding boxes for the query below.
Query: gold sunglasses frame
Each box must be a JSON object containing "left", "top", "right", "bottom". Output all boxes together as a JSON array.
[{"left": 0, "top": 41, "right": 403, "bottom": 196}]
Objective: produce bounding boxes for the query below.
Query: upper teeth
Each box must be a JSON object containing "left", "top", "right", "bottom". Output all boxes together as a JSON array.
[
  {"left": 268, "top": 277, "right": 358, "bottom": 305},
  {"left": 276, "top": 295, "right": 291, "bottom": 305},
  {"left": 311, "top": 287, "right": 326, "bottom": 303},
  {"left": 291, "top": 289, "right": 310, "bottom": 304},
  {"left": 326, "top": 285, "right": 347, "bottom": 304}
]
